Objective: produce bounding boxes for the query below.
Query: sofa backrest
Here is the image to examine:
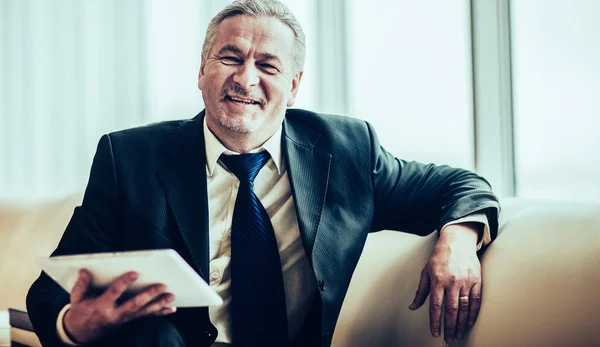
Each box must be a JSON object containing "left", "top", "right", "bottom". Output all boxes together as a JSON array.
[{"left": 0, "top": 193, "right": 83, "bottom": 309}]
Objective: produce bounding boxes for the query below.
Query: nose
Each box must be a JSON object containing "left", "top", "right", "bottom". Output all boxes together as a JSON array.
[{"left": 232, "top": 63, "right": 260, "bottom": 89}]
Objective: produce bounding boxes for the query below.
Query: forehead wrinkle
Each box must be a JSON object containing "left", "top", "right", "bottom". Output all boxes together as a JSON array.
[{"left": 217, "top": 44, "right": 243, "bottom": 56}]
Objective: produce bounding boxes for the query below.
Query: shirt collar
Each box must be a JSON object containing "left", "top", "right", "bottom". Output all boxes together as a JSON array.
[{"left": 203, "top": 117, "right": 283, "bottom": 176}]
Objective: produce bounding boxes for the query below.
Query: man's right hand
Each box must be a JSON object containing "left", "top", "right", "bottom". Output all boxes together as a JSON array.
[{"left": 63, "top": 269, "right": 177, "bottom": 344}]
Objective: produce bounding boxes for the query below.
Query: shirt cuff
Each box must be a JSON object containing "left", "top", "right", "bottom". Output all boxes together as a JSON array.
[
  {"left": 56, "top": 304, "right": 82, "bottom": 346},
  {"left": 441, "top": 213, "right": 490, "bottom": 251}
]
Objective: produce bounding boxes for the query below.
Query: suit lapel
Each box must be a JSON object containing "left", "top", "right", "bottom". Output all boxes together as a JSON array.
[
  {"left": 157, "top": 113, "right": 210, "bottom": 281},
  {"left": 283, "top": 115, "right": 332, "bottom": 262}
]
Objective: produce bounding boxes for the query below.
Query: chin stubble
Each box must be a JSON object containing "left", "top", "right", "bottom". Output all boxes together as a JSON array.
[{"left": 214, "top": 104, "right": 259, "bottom": 134}]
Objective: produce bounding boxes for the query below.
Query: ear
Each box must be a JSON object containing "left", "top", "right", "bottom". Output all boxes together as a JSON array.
[
  {"left": 198, "top": 59, "right": 206, "bottom": 90},
  {"left": 286, "top": 71, "right": 304, "bottom": 107}
]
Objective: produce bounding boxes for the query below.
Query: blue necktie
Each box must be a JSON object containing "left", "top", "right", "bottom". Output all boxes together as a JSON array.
[{"left": 219, "top": 152, "right": 289, "bottom": 346}]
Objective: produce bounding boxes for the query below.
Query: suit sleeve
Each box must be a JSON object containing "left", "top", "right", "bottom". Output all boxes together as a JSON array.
[
  {"left": 366, "top": 122, "right": 500, "bottom": 242},
  {"left": 26, "top": 134, "right": 123, "bottom": 346}
]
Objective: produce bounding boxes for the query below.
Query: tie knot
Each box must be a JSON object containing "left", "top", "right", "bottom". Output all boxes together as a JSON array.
[{"left": 220, "top": 152, "right": 271, "bottom": 183}]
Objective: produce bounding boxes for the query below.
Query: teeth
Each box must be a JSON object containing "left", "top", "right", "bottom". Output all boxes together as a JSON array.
[{"left": 230, "top": 96, "right": 257, "bottom": 104}]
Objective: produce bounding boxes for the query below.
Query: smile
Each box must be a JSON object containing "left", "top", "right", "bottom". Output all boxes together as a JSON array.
[{"left": 226, "top": 95, "right": 261, "bottom": 105}]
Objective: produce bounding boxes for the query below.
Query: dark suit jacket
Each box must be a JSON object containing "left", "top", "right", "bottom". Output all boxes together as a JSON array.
[{"left": 27, "top": 109, "right": 500, "bottom": 346}]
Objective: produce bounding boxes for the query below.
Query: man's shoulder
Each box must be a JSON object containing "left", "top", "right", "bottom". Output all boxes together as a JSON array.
[
  {"left": 98, "top": 115, "right": 202, "bottom": 160},
  {"left": 107, "top": 118, "right": 192, "bottom": 141},
  {"left": 285, "top": 108, "right": 367, "bottom": 134},
  {"left": 286, "top": 108, "right": 364, "bottom": 124}
]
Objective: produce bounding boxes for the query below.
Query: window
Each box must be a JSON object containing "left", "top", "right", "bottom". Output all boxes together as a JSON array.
[
  {"left": 346, "top": 0, "right": 474, "bottom": 170},
  {"left": 511, "top": 0, "right": 600, "bottom": 201}
]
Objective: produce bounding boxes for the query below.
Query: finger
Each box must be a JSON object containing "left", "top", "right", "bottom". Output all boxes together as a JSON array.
[
  {"left": 454, "top": 289, "right": 471, "bottom": 340},
  {"left": 157, "top": 306, "right": 177, "bottom": 316},
  {"left": 70, "top": 269, "right": 91, "bottom": 304},
  {"left": 123, "top": 293, "right": 176, "bottom": 322},
  {"left": 467, "top": 281, "right": 483, "bottom": 327},
  {"left": 409, "top": 269, "right": 431, "bottom": 310},
  {"left": 116, "top": 284, "right": 167, "bottom": 317},
  {"left": 444, "top": 288, "right": 460, "bottom": 344},
  {"left": 429, "top": 286, "right": 444, "bottom": 338},
  {"left": 99, "top": 271, "right": 138, "bottom": 306}
]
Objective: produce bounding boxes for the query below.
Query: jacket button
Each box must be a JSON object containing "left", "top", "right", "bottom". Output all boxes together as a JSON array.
[
  {"left": 318, "top": 279, "right": 325, "bottom": 291},
  {"left": 323, "top": 331, "right": 332, "bottom": 343}
]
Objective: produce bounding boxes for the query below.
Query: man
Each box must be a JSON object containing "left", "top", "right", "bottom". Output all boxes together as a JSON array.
[{"left": 27, "top": 0, "right": 500, "bottom": 346}]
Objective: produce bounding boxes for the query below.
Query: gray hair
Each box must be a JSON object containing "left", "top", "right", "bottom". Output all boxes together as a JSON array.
[{"left": 201, "top": 0, "right": 306, "bottom": 74}]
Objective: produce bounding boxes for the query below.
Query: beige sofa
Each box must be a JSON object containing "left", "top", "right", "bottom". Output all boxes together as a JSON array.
[{"left": 1, "top": 194, "right": 599, "bottom": 346}]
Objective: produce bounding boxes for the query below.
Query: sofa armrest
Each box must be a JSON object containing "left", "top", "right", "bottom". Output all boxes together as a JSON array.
[
  {"left": 9, "top": 308, "right": 41, "bottom": 347},
  {"left": 458, "top": 199, "right": 600, "bottom": 347},
  {"left": 334, "top": 199, "right": 600, "bottom": 347}
]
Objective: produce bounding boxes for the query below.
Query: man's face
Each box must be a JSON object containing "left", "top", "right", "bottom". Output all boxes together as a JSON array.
[{"left": 198, "top": 15, "right": 302, "bottom": 137}]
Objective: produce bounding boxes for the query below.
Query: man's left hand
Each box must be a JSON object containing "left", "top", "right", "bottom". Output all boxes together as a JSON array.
[{"left": 408, "top": 223, "right": 482, "bottom": 344}]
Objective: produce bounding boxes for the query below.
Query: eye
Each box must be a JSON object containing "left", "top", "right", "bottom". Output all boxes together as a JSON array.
[
  {"left": 259, "top": 63, "right": 279, "bottom": 74},
  {"left": 220, "top": 56, "right": 241, "bottom": 65}
]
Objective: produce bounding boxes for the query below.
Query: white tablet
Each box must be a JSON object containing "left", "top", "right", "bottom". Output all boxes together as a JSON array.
[{"left": 36, "top": 249, "right": 223, "bottom": 308}]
